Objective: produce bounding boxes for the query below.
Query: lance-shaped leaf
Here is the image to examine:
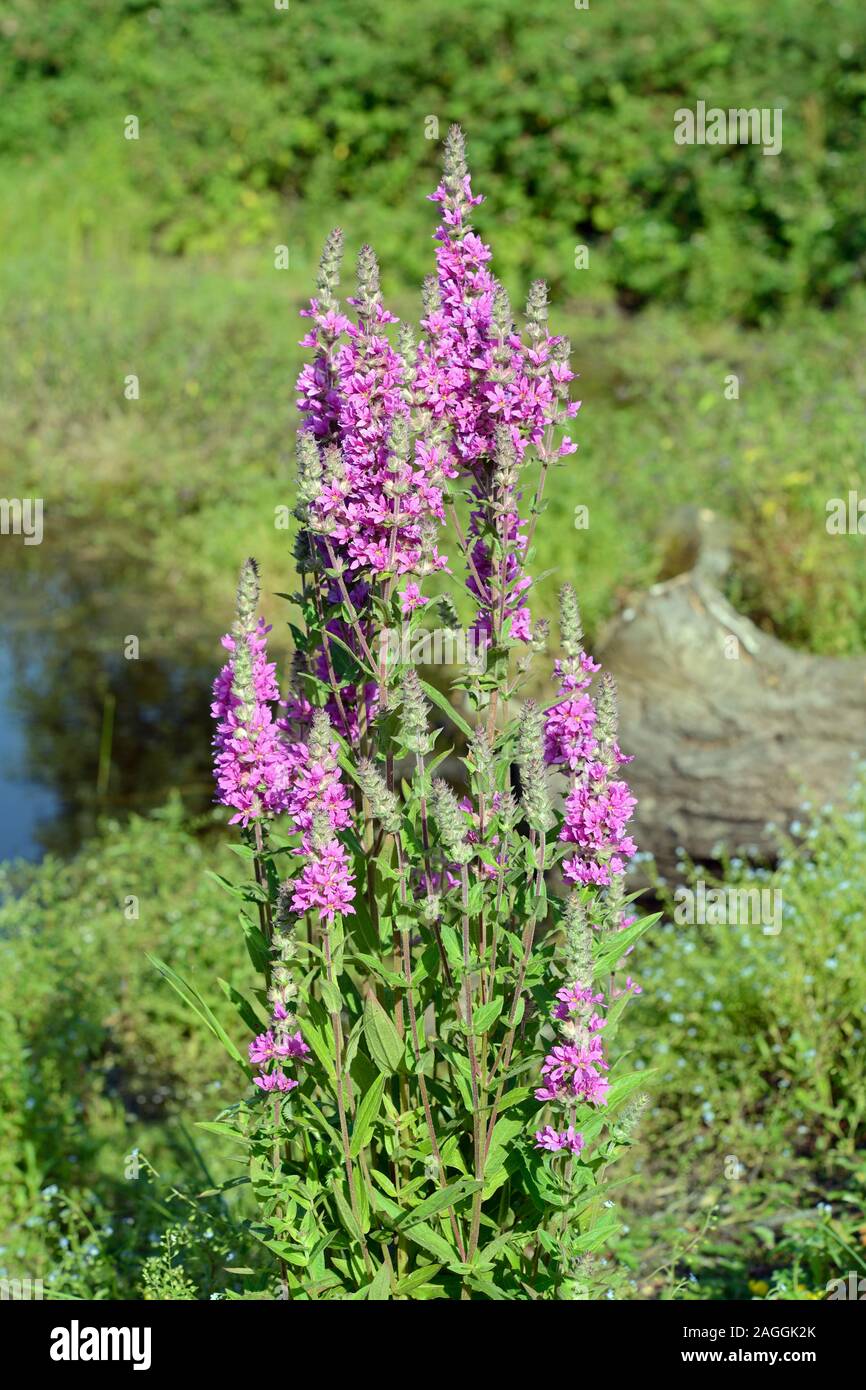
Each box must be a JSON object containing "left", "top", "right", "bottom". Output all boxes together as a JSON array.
[
  {"left": 350, "top": 1075, "right": 386, "bottom": 1158},
  {"left": 148, "top": 954, "right": 247, "bottom": 1072},
  {"left": 363, "top": 995, "right": 404, "bottom": 1075}
]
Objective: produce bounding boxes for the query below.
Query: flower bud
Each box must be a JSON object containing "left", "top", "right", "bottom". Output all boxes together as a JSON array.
[
  {"left": 400, "top": 669, "right": 433, "bottom": 754},
  {"left": 296, "top": 431, "right": 324, "bottom": 513},
  {"left": 316, "top": 228, "right": 344, "bottom": 311},
  {"left": 356, "top": 757, "right": 402, "bottom": 834},
  {"left": 563, "top": 892, "right": 593, "bottom": 986},
  {"left": 235, "top": 557, "right": 261, "bottom": 635},
  {"left": 525, "top": 279, "right": 549, "bottom": 342},
  {"left": 517, "top": 699, "right": 552, "bottom": 833},
  {"left": 430, "top": 778, "right": 473, "bottom": 864},
  {"left": 559, "top": 583, "right": 584, "bottom": 659}
]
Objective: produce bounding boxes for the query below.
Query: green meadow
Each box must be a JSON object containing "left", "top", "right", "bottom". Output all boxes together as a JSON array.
[{"left": 1, "top": 0, "right": 864, "bottom": 1298}]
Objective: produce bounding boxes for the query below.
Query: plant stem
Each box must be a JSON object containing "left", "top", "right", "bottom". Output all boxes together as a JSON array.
[
  {"left": 395, "top": 837, "right": 467, "bottom": 1260},
  {"left": 323, "top": 918, "right": 372, "bottom": 1274},
  {"left": 461, "top": 865, "right": 486, "bottom": 1264},
  {"left": 484, "top": 831, "right": 546, "bottom": 1163}
]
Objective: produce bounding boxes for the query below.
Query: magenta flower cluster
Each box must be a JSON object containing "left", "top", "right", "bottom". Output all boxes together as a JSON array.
[
  {"left": 250, "top": 1001, "right": 311, "bottom": 1094},
  {"left": 212, "top": 619, "right": 292, "bottom": 827},
  {"left": 561, "top": 769, "right": 638, "bottom": 889},
  {"left": 295, "top": 245, "right": 450, "bottom": 743},
  {"left": 535, "top": 606, "right": 640, "bottom": 1155},
  {"left": 212, "top": 584, "right": 357, "bottom": 929},
  {"left": 414, "top": 164, "right": 580, "bottom": 646},
  {"left": 534, "top": 982, "right": 608, "bottom": 1155},
  {"left": 284, "top": 726, "right": 356, "bottom": 923},
  {"left": 543, "top": 657, "right": 599, "bottom": 771},
  {"left": 544, "top": 654, "right": 637, "bottom": 887},
  {"left": 299, "top": 295, "right": 448, "bottom": 583}
]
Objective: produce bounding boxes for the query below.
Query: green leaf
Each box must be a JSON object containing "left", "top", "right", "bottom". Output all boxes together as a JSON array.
[
  {"left": 467, "top": 1274, "right": 509, "bottom": 1300},
  {"left": 363, "top": 995, "right": 404, "bottom": 1075},
  {"left": 395, "top": 1263, "right": 442, "bottom": 1296},
  {"left": 196, "top": 1176, "right": 250, "bottom": 1199},
  {"left": 484, "top": 1115, "right": 524, "bottom": 1177},
  {"left": 218, "top": 978, "right": 265, "bottom": 1036},
  {"left": 296, "top": 1092, "right": 341, "bottom": 1147},
  {"left": 147, "top": 954, "right": 247, "bottom": 1072},
  {"left": 354, "top": 1166, "right": 371, "bottom": 1234},
  {"left": 323, "top": 628, "right": 378, "bottom": 682},
  {"left": 321, "top": 980, "right": 343, "bottom": 1016},
  {"left": 333, "top": 1188, "right": 364, "bottom": 1245},
  {"left": 396, "top": 1177, "right": 481, "bottom": 1229},
  {"left": 343, "top": 1014, "right": 366, "bottom": 1070},
  {"left": 570, "top": 1210, "right": 619, "bottom": 1254},
  {"left": 593, "top": 912, "right": 659, "bottom": 979},
  {"left": 350, "top": 1075, "right": 386, "bottom": 1158},
  {"left": 605, "top": 1067, "right": 659, "bottom": 1114},
  {"left": 301, "top": 1016, "right": 337, "bottom": 1084},
  {"left": 237, "top": 911, "right": 270, "bottom": 975},
  {"left": 403, "top": 1221, "right": 460, "bottom": 1267},
  {"left": 494, "top": 1084, "right": 532, "bottom": 1113},
  {"left": 365, "top": 1261, "right": 391, "bottom": 1301},
  {"left": 481, "top": 1165, "right": 510, "bottom": 1202},
  {"left": 205, "top": 869, "right": 268, "bottom": 904},
  {"left": 194, "top": 1120, "right": 247, "bottom": 1145},
  {"left": 352, "top": 953, "right": 406, "bottom": 988},
  {"left": 418, "top": 678, "right": 473, "bottom": 739},
  {"left": 226, "top": 843, "right": 257, "bottom": 862},
  {"left": 473, "top": 997, "right": 504, "bottom": 1034}
]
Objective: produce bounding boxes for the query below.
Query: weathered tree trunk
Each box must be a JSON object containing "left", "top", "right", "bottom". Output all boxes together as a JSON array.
[{"left": 597, "top": 509, "right": 866, "bottom": 875}]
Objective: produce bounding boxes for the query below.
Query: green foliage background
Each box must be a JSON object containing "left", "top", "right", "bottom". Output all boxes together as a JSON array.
[
  {"left": 1, "top": 0, "right": 865, "bottom": 1299},
  {"left": 3, "top": 0, "right": 865, "bottom": 319},
  {"left": 3, "top": 0, "right": 865, "bottom": 657}
]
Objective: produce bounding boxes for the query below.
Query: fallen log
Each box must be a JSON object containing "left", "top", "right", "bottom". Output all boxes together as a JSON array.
[{"left": 596, "top": 508, "right": 866, "bottom": 875}]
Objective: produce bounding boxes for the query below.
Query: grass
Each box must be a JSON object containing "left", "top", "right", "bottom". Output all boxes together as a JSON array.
[
  {"left": 0, "top": 802, "right": 261, "bottom": 1299},
  {"left": 611, "top": 774, "right": 866, "bottom": 1299}
]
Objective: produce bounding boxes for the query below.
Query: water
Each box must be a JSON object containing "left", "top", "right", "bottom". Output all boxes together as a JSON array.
[
  {"left": 0, "top": 643, "right": 62, "bottom": 859},
  {"left": 0, "top": 544, "right": 218, "bottom": 862}
]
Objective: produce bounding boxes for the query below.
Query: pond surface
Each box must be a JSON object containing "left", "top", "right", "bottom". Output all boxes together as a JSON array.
[{"left": 0, "top": 541, "right": 218, "bottom": 861}]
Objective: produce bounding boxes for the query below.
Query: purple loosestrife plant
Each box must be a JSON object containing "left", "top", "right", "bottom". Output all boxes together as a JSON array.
[{"left": 160, "top": 129, "right": 657, "bottom": 1301}]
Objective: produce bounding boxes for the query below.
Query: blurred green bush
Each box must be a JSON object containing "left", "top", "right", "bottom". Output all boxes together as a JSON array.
[
  {"left": 610, "top": 776, "right": 866, "bottom": 1297},
  {"left": 0, "top": 803, "right": 260, "bottom": 1296},
  {"left": 1, "top": 0, "right": 864, "bottom": 321}
]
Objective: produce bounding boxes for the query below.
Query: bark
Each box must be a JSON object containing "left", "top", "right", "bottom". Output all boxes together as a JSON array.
[{"left": 597, "top": 508, "right": 866, "bottom": 874}]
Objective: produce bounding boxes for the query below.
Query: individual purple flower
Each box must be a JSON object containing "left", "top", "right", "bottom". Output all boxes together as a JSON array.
[
  {"left": 277, "top": 1030, "right": 312, "bottom": 1059},
  {"left": 400, "top": 581, "right": 427, "bottom": 615},
  {"left": 253, "top": 1070, "right": 298, "bottom": 1094},
  {"left": 249, "top": 1030, "right": 278, "bottom": 1066},
  {"left": 534, "top": 1125, "right": 585, "bottom": 1156},
  {"left": 249, "top": 1028, "right": 311, "bottom": 1066}
]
